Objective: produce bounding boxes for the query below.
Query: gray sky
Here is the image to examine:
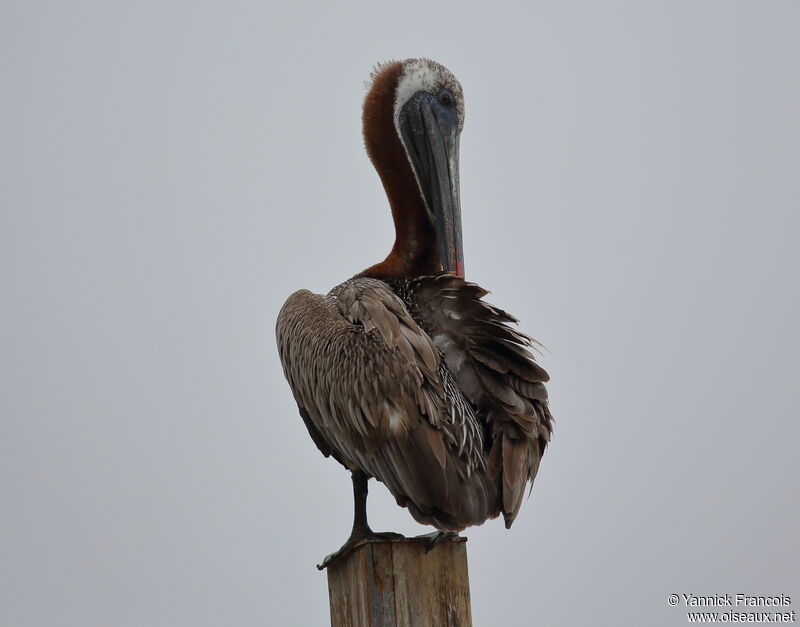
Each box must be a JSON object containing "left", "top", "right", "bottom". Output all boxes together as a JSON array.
[{"left": 1, "top": 1, "right": 798, "bottom": 625}]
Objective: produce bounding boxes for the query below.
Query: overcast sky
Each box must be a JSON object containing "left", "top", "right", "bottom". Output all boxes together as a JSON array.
[{"left": 1, "top": 2, "right": 798, "bottom": 626}]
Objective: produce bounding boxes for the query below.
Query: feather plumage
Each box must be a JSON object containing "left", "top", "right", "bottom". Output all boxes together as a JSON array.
[{"left": 277, "top": 273, "right": 553, "bottom": 531}]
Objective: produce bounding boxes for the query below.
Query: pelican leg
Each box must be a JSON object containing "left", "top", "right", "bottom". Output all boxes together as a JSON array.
[
  {"left": 317, "top": 470, "right": 404, "bottom": 570},
  {"left": 416, "top": 530, "right": 460, "bottom": 553}
]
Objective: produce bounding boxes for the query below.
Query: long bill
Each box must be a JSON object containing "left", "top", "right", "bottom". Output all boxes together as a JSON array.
[{"left": 399, "top": 93, "right": 464, "bottom": 278}]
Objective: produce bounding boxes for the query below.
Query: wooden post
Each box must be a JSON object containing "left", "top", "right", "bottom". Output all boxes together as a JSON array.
[{"left": 326, "top": 536, "right": 472, "bottom": 627}]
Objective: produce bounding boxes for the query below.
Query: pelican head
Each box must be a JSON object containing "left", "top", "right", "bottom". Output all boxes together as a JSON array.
[{"left": 363, "top": 59, "right": 465, "bottom": 278}]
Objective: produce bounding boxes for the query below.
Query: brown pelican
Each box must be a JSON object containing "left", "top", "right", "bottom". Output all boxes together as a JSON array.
[{"left": 277, "top": 58, "right": 553, "bottom": 569}]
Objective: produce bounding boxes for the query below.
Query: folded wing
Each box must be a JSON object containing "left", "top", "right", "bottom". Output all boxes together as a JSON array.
[{"left": 276, "top": 277, "right": 497, "bottom": 530}]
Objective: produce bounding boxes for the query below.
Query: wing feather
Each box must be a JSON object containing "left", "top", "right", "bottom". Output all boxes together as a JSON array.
[
  {"left": 410, "top": 274, "right": 554, "bottom": 528},
  {"left": 276, "top": 277, "right": 496, "bottom": 530}
]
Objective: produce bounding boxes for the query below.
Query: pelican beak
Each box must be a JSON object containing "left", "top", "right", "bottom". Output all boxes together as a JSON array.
[{"left": 399, "top": 92, "right": 464, "bottom": 277}]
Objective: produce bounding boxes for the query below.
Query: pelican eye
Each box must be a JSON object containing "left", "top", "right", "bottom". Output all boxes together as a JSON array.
[{"left": 437, "top": 89, "right": 455, "bottom": 108}]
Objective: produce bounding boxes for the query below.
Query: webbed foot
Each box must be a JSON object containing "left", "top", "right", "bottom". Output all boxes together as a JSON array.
[
  {"left": 415, "top": 530, "right": 460, "bottom": 554},
  {"left": 317, "top": 530, "right": 405, "bottom": 570}
]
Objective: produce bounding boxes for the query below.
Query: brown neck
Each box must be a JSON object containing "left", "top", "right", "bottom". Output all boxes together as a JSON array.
[{"left": 361, "top": 62, "right": 441, "bottom": 280}]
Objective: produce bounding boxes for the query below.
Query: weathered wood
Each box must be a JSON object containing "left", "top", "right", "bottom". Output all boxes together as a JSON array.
[{"left": 326, "top": 537, "right": 472, "bottom": 627}]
